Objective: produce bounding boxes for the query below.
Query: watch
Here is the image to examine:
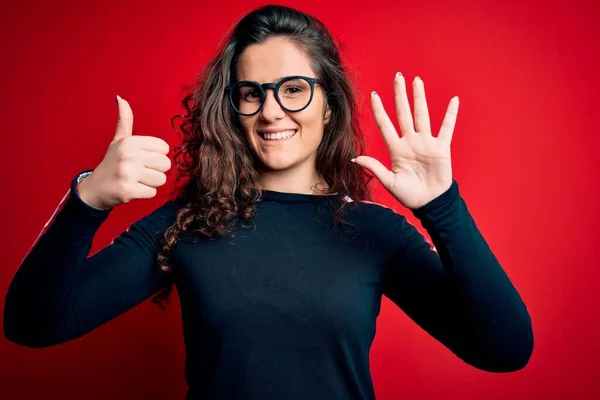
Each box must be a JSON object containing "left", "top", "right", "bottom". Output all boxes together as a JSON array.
[
  {"left": 73, "top": 170, "right": 112, "bottom": 211},
  {"left": 76, "top": 170, "right": 94, "bottom": 193},
  {"left": 76, "top": 171, "right": 93, "bottom": 184}
]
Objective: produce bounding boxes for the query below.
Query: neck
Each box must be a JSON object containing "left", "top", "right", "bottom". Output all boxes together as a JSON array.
[{"left": 255, "top": 159, "right": 332, "bottom": 195}]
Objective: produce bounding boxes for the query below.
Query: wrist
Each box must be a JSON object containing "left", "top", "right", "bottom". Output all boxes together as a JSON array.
[{"left": 76, "top": 172, "right": 112, "bottom": 210}]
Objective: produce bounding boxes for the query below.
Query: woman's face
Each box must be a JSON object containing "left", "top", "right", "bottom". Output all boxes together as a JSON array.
[{"left": 235, "top": 37, "right": 330, "bottom": 172}]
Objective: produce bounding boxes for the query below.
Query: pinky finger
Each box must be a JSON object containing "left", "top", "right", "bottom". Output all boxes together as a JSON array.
[
  {"left": 438, "top": 96, "right": 459, "bottom": 143},
  {"left": 131, "top": 183, "right": 158, "bottom": 200}
]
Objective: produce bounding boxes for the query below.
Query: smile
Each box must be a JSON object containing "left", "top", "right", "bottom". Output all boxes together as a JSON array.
[{"left": 257, "top": 129, "right": 297, "bottom": 142}]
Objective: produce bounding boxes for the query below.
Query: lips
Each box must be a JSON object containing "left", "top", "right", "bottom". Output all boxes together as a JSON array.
[
  {"left": 257, "top": 128, "right": 296, "bottom": 135},
  {"left": 256, "top": 129, "right": 298, "bottom": 142}
]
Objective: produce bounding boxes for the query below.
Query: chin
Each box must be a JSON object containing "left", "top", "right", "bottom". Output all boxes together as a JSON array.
[
  {"left": 252, "top": 153, "right": 300, "bottom": 171},
  {"left": 257, "top": 159, "right": 296, "bottom": 171}
]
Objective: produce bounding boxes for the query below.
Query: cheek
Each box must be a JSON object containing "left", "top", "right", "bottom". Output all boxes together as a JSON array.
[
  {"left": 239, "top": 116, "right": 257, "bottom": 141},
  {"left": 239, "top": 116, "right": 252, "bottom": 132},
  {"left": 299, "top": 107, "right": 326, "bottom": 137}
]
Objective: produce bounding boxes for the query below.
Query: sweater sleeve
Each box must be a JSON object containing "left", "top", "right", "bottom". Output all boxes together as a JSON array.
[
  {"left": 3, "top": 171, "right": 183, "bottom": 348},
  {"left": 381, "top": 179, "right": 534, "bottom": 372}
]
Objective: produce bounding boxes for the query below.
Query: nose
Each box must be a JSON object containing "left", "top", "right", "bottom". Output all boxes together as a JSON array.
[{"left": 259, "top": 89, "right": 285, "bottom": 122}]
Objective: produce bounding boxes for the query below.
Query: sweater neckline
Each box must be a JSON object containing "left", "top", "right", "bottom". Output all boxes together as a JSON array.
[{"left": 259, "top": 189, "right": 343, "bottom": 203}]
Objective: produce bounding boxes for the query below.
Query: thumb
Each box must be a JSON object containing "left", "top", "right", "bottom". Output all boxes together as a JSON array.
[
  {"left": 352, "top": 156, "right": 394, "bottom": 189},
  {"left": 114, "top": 95, "right": 134, "bottom": 141}
]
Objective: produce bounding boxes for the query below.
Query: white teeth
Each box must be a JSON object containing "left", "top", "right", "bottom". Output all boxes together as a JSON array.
[{"left": 260, "top": 129, "right": 296, "bottom": 141}]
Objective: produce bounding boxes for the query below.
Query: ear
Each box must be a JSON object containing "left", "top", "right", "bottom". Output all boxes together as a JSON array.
[{"left": 323, "top": 104, "right": 332, "bottom": 125}]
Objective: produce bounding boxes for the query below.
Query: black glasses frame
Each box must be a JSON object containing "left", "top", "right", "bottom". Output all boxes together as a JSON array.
[{"left": 225, "top": 75, "right": 323, "bottom": 116}]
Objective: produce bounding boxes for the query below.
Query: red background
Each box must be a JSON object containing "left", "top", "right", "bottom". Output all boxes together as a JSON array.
[{"left": 1, "top": 0, "right": 599, "bottom": 398}]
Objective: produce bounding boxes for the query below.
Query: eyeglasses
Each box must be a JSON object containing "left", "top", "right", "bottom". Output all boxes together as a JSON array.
[{"left": 225, "top": 75, "right": 323, "bottom": 116}]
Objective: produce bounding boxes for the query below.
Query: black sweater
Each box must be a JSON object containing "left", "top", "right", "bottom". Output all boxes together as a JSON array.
[{"left": 4, "top": 171, "right": 533, "bottom": 399}]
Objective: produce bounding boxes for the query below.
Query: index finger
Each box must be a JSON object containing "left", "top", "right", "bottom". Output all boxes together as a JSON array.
[{"left": 133, "top": 136, "right": 170, "bottom": 155}]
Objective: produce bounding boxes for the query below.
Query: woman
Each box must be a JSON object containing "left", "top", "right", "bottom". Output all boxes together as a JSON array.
[{"left": 4, "top": 4, "right": 533, "bottom": 399}]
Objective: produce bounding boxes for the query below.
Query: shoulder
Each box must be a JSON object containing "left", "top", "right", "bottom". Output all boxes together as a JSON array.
[
  {"left": 341, "top": 196, "right": 413, "bottom": 236},
  {"left": 138, "top": 197, "right": 188, "bottom": 230},
  {"left": 343, "top": 196, "right": 405, "bottom": 220},
  {"left": 341, "top": 196, "right": 433, "bottom": 254}
]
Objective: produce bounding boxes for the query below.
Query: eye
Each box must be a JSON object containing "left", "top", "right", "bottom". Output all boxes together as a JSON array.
[
  {"left": 280, "top": 79, "right": 309, "bottom": 96},
  {"left": 285, "top": 86, "right": 302, "bottom": 94},
  {"left": 243, "top": 90, "right": 261, "bottom": 101}
]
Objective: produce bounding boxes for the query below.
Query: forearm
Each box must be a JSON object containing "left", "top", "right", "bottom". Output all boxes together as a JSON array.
[
  {"left": 4, "top": 176, "right": 112, "bottom": 347},
  {"left": 411, "top": 180, "right": 533, "bottom": 371}
]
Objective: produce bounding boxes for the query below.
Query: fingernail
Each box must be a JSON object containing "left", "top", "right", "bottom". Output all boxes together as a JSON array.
[
  {"left": 396, "top": 72, "right": 402, "bottom": 78},
  {"left": 415, "top": 76, "right": 421, "bottom": 83},
  {"left": 351, "top": 158, "right": 356, "bottom": 163},
  {"left": 371, "top": 91, "right": 377, "bottom": 96},
  {"left": 116, "top": 95, "right": 120, "bottom": 105}
]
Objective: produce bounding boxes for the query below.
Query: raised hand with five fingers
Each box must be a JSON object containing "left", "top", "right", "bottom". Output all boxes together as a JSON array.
[{"left": 352, "top": 73, "right": 459, "bottom": 210}]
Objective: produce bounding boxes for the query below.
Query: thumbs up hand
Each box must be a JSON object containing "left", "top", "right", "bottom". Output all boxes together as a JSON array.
[{"left": 77, "top": 96, "right": 172, "bottom": 210}]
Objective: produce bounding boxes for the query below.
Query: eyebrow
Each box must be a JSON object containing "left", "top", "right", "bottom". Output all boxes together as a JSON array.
[{"left": 241, "top": 76, "right": 313, "bottom": 83}]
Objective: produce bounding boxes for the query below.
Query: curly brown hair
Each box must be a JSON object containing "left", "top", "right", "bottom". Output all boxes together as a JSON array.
[{"left": 151, "top": 4, "right": 374, "bottom": 310}]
